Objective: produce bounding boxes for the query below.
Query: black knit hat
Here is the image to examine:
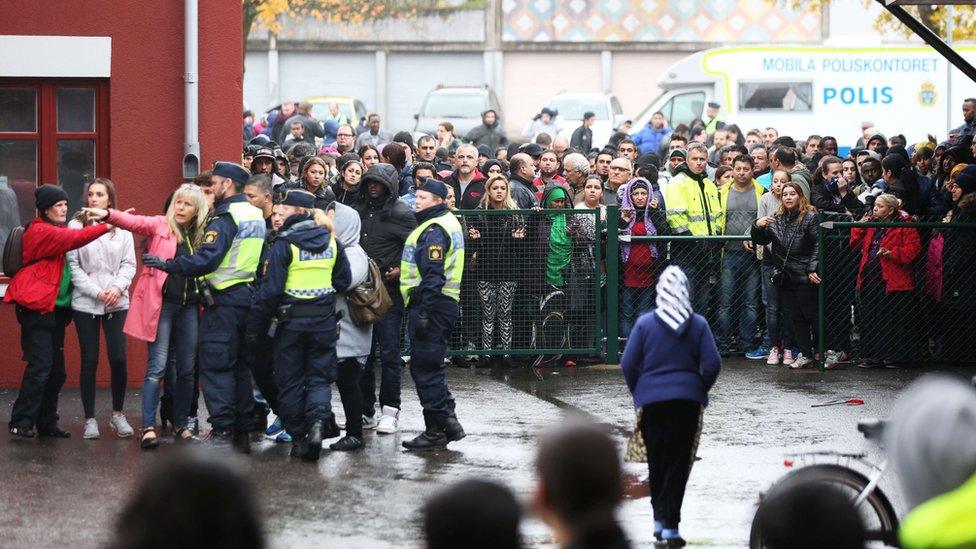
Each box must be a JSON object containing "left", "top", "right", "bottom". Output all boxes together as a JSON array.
[{"left": 35, "top": 184, "right": 69, "bottom": 212}]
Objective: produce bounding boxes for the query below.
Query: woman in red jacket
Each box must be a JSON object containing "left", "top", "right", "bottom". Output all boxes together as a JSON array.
[
  {"left": 850, "top": 193, "right": 921, "bottom": 369},
  {"left": 6, "top": 185, "right": 111, "bottom": 438}
]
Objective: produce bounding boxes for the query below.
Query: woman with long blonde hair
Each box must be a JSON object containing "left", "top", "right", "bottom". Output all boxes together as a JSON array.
[
  {"left": 751, "top": 182, "right": 821, "bottom": 369},
  {"left": 84, "top": 183, "right": 209, "bottom": 448},
  {"left": 467, "top": 175, "right": 525, "bottom": 366}
]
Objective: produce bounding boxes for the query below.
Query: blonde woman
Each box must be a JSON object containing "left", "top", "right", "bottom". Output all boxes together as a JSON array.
[
  {"left": 466, "top": 175, "right": 525, "bottom": 365},
  {"left": 84, "top": 183, "right": 209, "bottom": 448}
]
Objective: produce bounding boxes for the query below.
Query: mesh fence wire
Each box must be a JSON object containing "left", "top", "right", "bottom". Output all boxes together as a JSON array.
[
  {"left": 820, "top": 213, "right": 976, "bottom": 366},
  {"left": 436, "top": 208, "right": 602, "bottom": 361}
]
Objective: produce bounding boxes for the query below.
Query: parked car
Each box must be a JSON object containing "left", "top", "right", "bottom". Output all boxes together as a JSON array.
[
  {"left": 547, "top": 92, "right": 627, "bottom": 149},
  {"left": 414, "top": 85, "right": 503, "bottom": 139},
  {"left": 303, "top": 95, "right": 369, "bottom": 127}
]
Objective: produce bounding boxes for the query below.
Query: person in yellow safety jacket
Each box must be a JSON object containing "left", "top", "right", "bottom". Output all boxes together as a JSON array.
[
  {"left": 399, "top": 178, "right": 467, "bottom": 451},
  {"left": 884, "top": 374, "right": 976, "bottom": 549},
  {"left": 244, "top": 189, "right": 351, "bottom": 462},
  {"left": 664, "top": 143, "right": 723, "bottom": 313},
  {"left": 143, "top": 162, "right": 265, "bottom": 454},
  {"left": 703, "top": 101, "right": 725, "bottom": 135}
]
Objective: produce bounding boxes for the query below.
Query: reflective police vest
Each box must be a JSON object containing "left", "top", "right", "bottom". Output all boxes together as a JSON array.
[
  {"left": 400, "top": 211, "right": 465, "bottom": 305},
  {"left": 284, "top": 236, "right": 337, "bottom": 299},
  {"left": 664, "top": 172, "right": 724, "bottom": 236},
  {"left": 202, "top": 201, "right": 266, "bottom": 291}
]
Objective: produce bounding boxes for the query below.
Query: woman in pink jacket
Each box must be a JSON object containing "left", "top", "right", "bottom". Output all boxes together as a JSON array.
[{"left": 84, "top": 183, "right": 208, "bottom": 448}]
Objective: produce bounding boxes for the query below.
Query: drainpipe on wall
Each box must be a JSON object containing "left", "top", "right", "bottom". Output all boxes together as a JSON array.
[{"left": 183, "top": 0, "right": 201, "bottom": 179}]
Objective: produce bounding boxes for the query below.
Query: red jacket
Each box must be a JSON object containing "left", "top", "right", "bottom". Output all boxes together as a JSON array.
[
  {"left": 4, "top": 218, "right": 110, "bottom": 313},
  {"left": 849, "top": 212, "right": 921, "bottom": 293}
]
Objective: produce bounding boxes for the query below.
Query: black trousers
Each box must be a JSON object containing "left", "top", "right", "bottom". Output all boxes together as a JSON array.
[
  {"left": 781, "top": 281, "right": 819, "bottom": 357},
  {"left": 10, "top": 307, "right": 73, "bottom": 431},
  {"left": 336, "top": 358, "right": 364, "bottom": 438},
  {"left": 640, "top": 399, "right": 703, "bottom": 529},
  {"left": 73, "top": 310, "right": 128, "bottom": 418}
]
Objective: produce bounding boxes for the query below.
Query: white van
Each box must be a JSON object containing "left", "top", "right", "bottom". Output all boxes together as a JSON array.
[{"left": 632, "top": 44, "right": 976, "bottom": 147}]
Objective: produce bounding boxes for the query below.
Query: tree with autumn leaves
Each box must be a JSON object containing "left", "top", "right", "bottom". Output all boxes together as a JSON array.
[{"left": 768, "top": 0, "right": 975, "bottom": 39}]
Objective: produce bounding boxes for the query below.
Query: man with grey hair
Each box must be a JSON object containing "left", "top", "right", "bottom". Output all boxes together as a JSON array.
[
  {"left": 552, "top": 136, "right": 570, "bottom": 161},
  {"left": 562, "top": 152, "right": 590, "bottom": 204},
  {"left": 605, "top": 157, "right": 633, "bottom": 206}
]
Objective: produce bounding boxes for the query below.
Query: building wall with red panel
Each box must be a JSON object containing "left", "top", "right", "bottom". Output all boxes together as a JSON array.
[{"left": 0, "top": 1, "right": 243, "bottom": 387}]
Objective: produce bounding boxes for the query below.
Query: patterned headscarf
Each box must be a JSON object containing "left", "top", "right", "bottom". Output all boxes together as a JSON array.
[{"left": 655, "top": 266, "right": 692, "bottom": 332}]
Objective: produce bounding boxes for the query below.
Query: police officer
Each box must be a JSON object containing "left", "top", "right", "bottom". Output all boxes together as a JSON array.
[
  {"left": 142, "top": 162, "right": 265, "bottom": 453},
  {"left": 400, "top": 179, "right": 467, "bottom": 450},
  {"left": 245, "top": 190, "right": 351, "bottom": 461}
]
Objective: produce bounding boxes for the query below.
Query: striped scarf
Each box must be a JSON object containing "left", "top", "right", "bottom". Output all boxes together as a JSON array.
[{"left": 654, "top": 266, "right": 692, "bottom": 331}]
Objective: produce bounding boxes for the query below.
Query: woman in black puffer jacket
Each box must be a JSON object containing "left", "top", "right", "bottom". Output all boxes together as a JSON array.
[{"left": 751, "top": 182, "right": 821, "bottom": 369}]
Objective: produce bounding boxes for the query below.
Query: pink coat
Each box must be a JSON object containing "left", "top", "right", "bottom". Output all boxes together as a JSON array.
[{"left": 105, "top": 209, "right": 179, "bottom": 342}]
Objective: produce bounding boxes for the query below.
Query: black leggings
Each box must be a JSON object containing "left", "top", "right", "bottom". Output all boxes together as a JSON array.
[
  {"left": 336, "top": 358, "right": 364, "bottom": 438},
  {"left": 781, "top": 282, "right": 819, "bottom": 357},
  {"left": 73, "top": 310, "right": 128, "bottom": 418},
  {"left": 640, "top": 399, "right": 703, "bottom": 529}
]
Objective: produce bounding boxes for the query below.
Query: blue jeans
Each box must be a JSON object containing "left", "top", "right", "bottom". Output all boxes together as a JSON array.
[
  {"left": 361, "top": 288, "right": 404, "bottom": 414},
  {"left": 716, "top": 252, "right": 760, "bottom": 349},
  {"left": 408, "top": 299, "right": 460, "bottom": 422},
  {"left": 761, "top": 264, "right": 795, "bottom": 349},
  {"left": 142, "top": 302, "right": 198, "bottom": 430},
  {"left": 620, "top": 285, "right": 655, "bottom": 338}
]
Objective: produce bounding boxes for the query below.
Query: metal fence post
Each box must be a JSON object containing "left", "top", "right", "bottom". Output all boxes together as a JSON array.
[
  {"left": 817, "top": 216, "right": 826, "bottom": 370},
  {"left": 606, "top": 205, "right": 620, "bottom": 364},
  {"left": 593, "top": 208, "right": 604, "bottom": 353}
]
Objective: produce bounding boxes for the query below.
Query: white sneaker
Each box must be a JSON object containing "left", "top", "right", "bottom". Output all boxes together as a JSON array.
[
  {"left": 825, "top": 350, "right": 848, "bottom": 369},
  {"left": 782, "top": 349, "right": 795, "bottom": 366},
  {"left": 790, "top": 354, "right": 813, "bottom": 369},
  {"left": 83, "top": 418, "right": 100, "bottom": 440},
  {"left": 362, "top": 414, "right": 378, "bottom": 430},
  {"left": 376, "top": 406, "right": 400, "bottom": 434},
  {"left": 766, "top": 347, "right": 782, "bottom": 366},
  {"left": 109, "top": 413, "right": 135, "bottom": 438}
]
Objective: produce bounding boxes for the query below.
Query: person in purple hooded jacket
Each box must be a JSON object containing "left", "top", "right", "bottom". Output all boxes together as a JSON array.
[{"left": 620, "top": 265, "right": 721, "bottom": 547}]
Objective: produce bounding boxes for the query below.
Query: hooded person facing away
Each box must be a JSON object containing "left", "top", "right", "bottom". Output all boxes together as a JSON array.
[
  {"left": 620, "top": 266, "right": 721, "bottom": 546},
  {"left": 465, "top": 109, "right": 508, "bottom": 151}
]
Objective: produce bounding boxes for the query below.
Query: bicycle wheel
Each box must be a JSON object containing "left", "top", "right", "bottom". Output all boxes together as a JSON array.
[{"left": 749, "top": 464, "right": 900, "bottom": 548}]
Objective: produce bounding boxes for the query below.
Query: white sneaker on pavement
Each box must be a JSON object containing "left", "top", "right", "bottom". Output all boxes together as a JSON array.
[
  {"left": 109, "top": 413, "right": 135, "bottom": 438},
  {"left": 824, "top": 350, "right": 848, "bottom": 369},
  {"left": 376, "top": 406, "right": 400, "bottom": 434},
  {"left": 782, "top": 349, "right": 795, "bottom": 366},
  {"left": 790, "top": 354, "right": 813, "bottom": 369},
  {"left": 83, "top": 418, "right": 100, "bottom": 440},
  {"left": 766, "top": 347, "right": 782, "bottom": 366}
]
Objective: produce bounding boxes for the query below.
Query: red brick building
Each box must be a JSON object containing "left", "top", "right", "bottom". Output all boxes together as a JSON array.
[{"left": 0, "top": 1, "right": 243, "bottom": 386}]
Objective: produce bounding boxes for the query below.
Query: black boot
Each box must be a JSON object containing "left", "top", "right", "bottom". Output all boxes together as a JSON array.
[
  {"left": 37, "top": 424, "right": 71, "bottom": 438},
  {"left": 159, "top": 394, "right": 174, "bottom": 433},
  {"left": 444, "top": 415, "right": 466, "bottom": 443},
  {"left": 402, "top": 428, "right": 448, "bottom": 450},
  {"left": 323, "top": 416, "right": 341, "bottom": 439},
  {"left": 290, "top": 436, "right": 307, "bottom": 459},
  {"left": 303, "top": 421, "right": 323, "bottom": 462},
  {"left": 232, "top": 431, "right": 251, "bottom": 454}
]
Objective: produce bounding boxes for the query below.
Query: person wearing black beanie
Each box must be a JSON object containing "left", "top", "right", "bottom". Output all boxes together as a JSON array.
[{"left": 6, "top": 184, "right": 113, "bottom": 439}]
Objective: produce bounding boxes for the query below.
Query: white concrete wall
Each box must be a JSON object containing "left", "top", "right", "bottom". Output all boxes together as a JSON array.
[
  {"left": 386, "top": 52, "right": 485, "bottom": 132},
  {"left": 611, "top": 51, "right": 687, "bottom": 122},
  {"left": 502, "top": 52, "right": 602, "bottom": 135}
]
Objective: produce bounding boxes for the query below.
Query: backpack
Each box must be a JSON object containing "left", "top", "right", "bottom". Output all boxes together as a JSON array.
[
  {"left": 2, "top": 224, "right": 27, "bottom": 277},
  {"left": 346, "top": 259, "right": 393, "bottom": 327}
]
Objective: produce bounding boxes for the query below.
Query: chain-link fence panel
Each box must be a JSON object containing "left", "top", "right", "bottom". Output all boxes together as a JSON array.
[
  {"left": 818, "top": 214, "right": 976, "bottom": 366},
  {"left": 427, "top": 208, "right": 602, "bottom": 364}
]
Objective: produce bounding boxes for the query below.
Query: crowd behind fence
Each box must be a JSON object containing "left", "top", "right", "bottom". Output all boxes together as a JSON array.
[{"left": 419, "top": 206, "right": 976, "bottom": 368}]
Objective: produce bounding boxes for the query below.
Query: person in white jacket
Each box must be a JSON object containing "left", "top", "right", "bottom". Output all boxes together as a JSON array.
[
  {"left": 326, "top": 202, "right": 375, "bottom": 450},
  {"left": 67, "top": 179, "right": 136, "bottom": 440}
]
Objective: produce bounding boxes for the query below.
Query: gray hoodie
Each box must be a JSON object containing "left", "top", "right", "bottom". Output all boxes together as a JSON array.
[
  {"left": 331, "top": 202, "right": 373, "bottom": 360},
  {"left": 885, "top": 374, "right": 976, "bottom": 511}
]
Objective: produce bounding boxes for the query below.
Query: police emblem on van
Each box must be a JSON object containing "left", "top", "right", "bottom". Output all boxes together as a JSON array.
[{"left": 918, "top": 82, "right": 937, "bottom": 107}]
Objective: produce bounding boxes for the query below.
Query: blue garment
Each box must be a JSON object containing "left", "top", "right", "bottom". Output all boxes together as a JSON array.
[
  {"left": 246, "top": 214, "right": 351, "bottom": 335},
  {"left": 411, "top": 204, "right": 456, "bottom": 312},
  {"left": 198, "top": 303, "right": 255, "bottom": 431},
  {"left": 398, "top": 164, "right": 413, "bottom": 197},
  {"left": 761, "top": 263, "right": 795, "bottom": 349},
  {"left": 408, "top": 299, "right": 459, "bottom": 420},
  {"left": 620, "top": 285, "right": 655, "bottom": 338},
  {"left": 361, "top": 288, "right": 405, "bottom": 414},
  {"left": 322, "top": 119, "right": 339, "bottom": 146},
  {"left": 716, "top": 251, "right": 760, "bottom": 349},
  {"left": 273, "top": 325, "right": 338, "bottom": 438},
  {"left": 166, "top": 194, "right": 260, "bottom": 308},
  {"left": 756, "top": 171, "right": 772, "bottom": 191},
  {"left": 621, "top": 311, "right": 721, "bottom": 408},
  {"left": 141, "top": 301, "right": 197, "bottom": 429},
  {"left": 633, "top": 124, "right": 672, "bottom": 155},
  {"left": 918, "top": 175, "right": 949, "bottom": 217}
]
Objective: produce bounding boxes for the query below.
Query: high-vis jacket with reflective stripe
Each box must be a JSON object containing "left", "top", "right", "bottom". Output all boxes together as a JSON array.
[
  {"left": 665, "top": 171, "right": 723, "bottom": 236},
  {"left": 202, "top": 200, "right": 266, "bottom": 290},
  {"left": 400, "top": 210, "right": 465, "bottom": 306},
  {"left": 284, "top": 238, "right": 337, "bottom": 299}
]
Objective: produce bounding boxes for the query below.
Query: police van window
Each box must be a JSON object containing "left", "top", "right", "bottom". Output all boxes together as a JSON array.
[
  {"left": 739, "top": 82, "right": 813, "bottom": 111},
  {"left": 664, "top": 92, "right": 705, "bottom": 128}
]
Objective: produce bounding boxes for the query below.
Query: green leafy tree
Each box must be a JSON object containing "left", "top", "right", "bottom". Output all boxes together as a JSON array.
[{"left": 767, "top": 0, "right": 976, "bottom": 39}]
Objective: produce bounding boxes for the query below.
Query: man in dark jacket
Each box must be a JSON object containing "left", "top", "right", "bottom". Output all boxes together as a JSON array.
[
  {"left": 508, "top": 153, "right": 541, "bottom": 208},
  {"left": 570, "top": 111, "right": 595, "bottom": 152},
  {"left": 281, "top": 101, "right": 324, "bottom": 146},
  {"left": 464, "top": 110, "right": 507, "bottom": 150},
  {"left": 444, "top": 144, "right": 487, "bottom": 209},
  {"left": 355, "top": 163, "right": 417, "bottom": 430}
]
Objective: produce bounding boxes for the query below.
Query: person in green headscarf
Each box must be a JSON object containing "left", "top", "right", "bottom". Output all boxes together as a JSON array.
[{"left": 542, "top": 185, "right": 572, "bottom": 287}]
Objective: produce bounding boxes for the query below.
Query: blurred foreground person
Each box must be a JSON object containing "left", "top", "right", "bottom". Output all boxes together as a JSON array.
[
  {"left": 423, "top": 478, "right": 521, "bottom": 549},
  {"left": 109, "top": 451, "right": 264, "bottom": 549},
  {"left": 755, "top": 481, "right": 865, "bottom": 549}
]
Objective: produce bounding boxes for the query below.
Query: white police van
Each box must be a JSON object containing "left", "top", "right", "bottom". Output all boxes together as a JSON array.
[{"left": 632, "top": 44, "right": 976, "bottom": 147}]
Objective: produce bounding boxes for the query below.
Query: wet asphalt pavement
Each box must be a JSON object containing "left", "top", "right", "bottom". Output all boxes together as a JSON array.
[{"left": 0, "top": 359, "right": 969, "bottom": 548}]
